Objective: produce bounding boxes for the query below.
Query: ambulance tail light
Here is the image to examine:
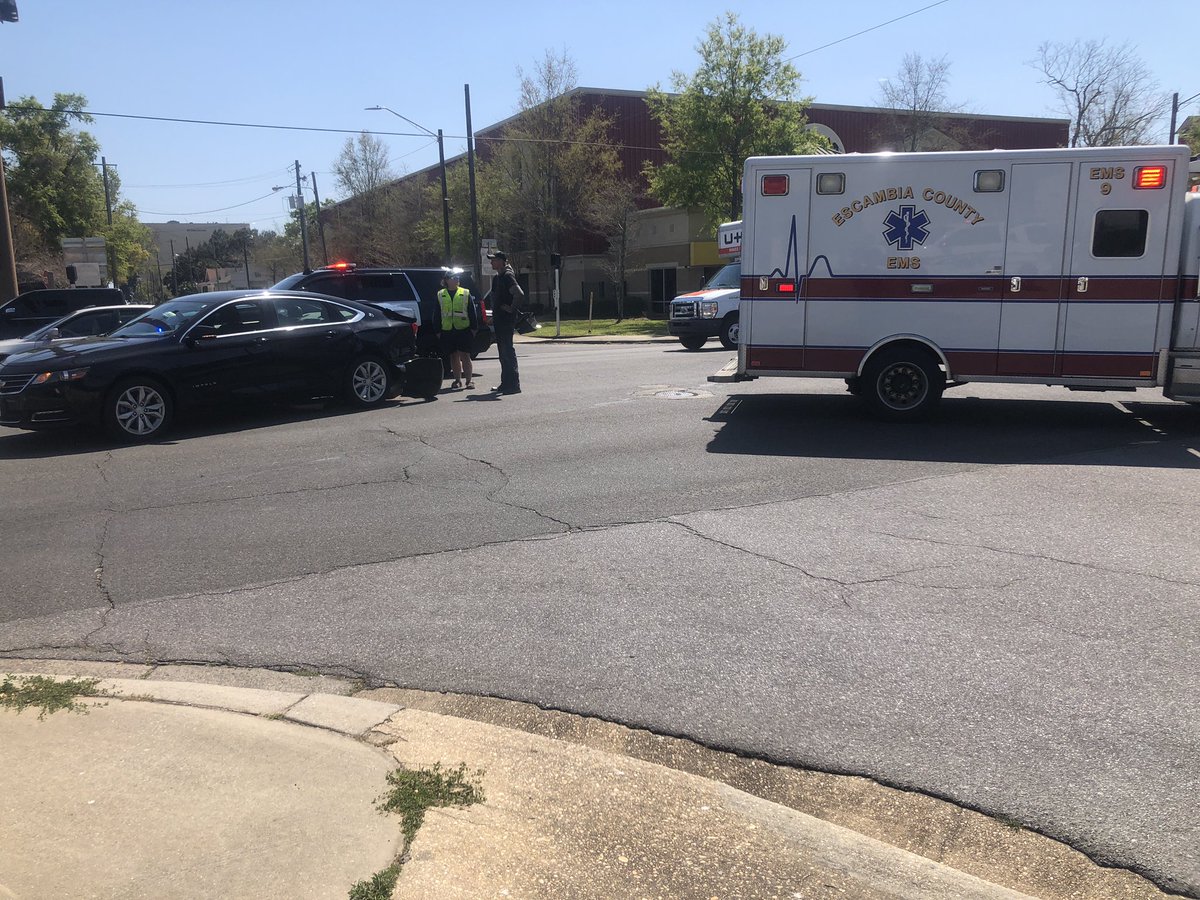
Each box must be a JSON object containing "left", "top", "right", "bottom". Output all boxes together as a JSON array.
[
  {"left": 761, "top": 174, "right": 789, "bottom": 196},
  {"left": 1134, "top": 166, "right": 1167, "bottom": 189}
]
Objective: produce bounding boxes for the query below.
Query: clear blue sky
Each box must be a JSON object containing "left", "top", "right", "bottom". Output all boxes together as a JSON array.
[{"left": 1, "top": 0, "right": 1193, "bottom": 233}]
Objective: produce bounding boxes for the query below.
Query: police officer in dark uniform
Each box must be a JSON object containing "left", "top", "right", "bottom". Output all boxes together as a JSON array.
[{"left": 485, "top": 250, "right": 522, "bottom": 394}]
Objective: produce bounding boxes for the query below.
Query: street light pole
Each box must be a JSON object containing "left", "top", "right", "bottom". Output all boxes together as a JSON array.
[{"left": 367, "top": 105, "right": 451, "bottom": 265}]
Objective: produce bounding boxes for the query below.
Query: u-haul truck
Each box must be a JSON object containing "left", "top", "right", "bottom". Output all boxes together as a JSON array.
[
  {"left": 710, "top": 145, "right": 1200, "bottom": 419},
  {"left": 668, "top": 220, "right": 743, "bottom": 350}
]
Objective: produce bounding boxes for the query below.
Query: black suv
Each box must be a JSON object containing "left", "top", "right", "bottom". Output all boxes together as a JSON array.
[
  {"left": 0, "top": 288, "right": 127, "bottom": 340},
  {"left": 272, "top": 265, "right": 493, "bottom": 359}
]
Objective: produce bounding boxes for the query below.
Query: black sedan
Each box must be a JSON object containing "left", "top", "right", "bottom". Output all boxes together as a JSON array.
[{"left": 0, "top": 290, "right": 443, "bottom": 442}]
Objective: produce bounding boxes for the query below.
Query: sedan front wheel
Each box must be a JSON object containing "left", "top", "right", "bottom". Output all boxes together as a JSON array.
[{"left": 104, "top": 377, "right": 174, "bottom": 442}]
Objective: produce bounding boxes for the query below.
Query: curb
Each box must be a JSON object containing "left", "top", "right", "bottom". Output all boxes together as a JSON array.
[{"left": 2, "top": 661, "right": 1187, "bottom": 900}]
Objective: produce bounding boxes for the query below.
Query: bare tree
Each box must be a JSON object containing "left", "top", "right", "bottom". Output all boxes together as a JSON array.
[
  {"left": 1033, "top": 40, "right": 1168, "bottom": 146},
  {"left": 876, "top": 53, "right": 963, "bottom": 151},
  {"left": 482, "top": 48, "right": 621, "bottom": 303},
  {"left": 588, "top": 179, "right": 643, "bottom": 322},
  {"left": 333, "top": 132, "right": 395, "bottom": 201}
]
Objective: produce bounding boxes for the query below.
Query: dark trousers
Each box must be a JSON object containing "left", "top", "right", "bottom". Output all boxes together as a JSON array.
[{"left": 496, "top": 327, "right": 520, "bottom": 389}]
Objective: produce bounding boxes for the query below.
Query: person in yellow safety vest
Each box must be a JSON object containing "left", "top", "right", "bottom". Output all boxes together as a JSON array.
[{"left": 438, "top": 268, "right": 479, "bottom": 390}]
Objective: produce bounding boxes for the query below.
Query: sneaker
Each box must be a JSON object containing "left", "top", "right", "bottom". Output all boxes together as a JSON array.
[
  {"left": 450, "top": 379, "right": 462, "bottom": 390},
  {"left": 465, "top": 380, "right": 475, "bottom": 390}
]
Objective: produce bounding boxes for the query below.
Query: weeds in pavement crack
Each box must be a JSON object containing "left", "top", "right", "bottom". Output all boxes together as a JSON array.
[
  {"left": 348, "top": 762, "right": 485, "bottom": 900},
  {"left": 0, "top": 675, "right": 104, "bottom": 719}
]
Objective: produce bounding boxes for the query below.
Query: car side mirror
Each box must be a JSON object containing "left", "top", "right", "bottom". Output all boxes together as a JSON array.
[
  {"left": 44, "top": 327, "right": 61, "bottom": 341},
  {"left": 187, "top": 324, "right": 218, "bottom": 346}
]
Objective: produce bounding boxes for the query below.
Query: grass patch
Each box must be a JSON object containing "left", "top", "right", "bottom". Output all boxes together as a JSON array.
[
  {"left": 526, "top": 316, "right": 668, "bottom": 339},
  {"left": 378, "top": 762, "right": 485, "bottom": 846},
  {"left": 349, "top": 762, "right": 485, "bottom": 899},
  {"left": 0, "top": 675, "right": 104, "bottom": 719},
  {"left": 348, "top": 863, "right": 400, "bottom": 900}
]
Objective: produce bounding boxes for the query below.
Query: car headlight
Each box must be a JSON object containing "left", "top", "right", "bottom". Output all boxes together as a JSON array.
[
  {"left": 699, "top": 301, "right": 719, "bottom": 318},
  {"left": 31, "top": 367, "right": 90, "bottom": 385}
]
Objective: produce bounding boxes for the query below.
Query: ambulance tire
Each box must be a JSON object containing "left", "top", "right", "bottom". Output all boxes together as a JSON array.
[
  {"left": 719, "top": 314, "right": 740, "bottom": 350},
  {"left": 862, "top": 346, "right": 944, "bottom": 421},
  {"left": 679, "top": 336, "right": 707, "bottom": 350}
]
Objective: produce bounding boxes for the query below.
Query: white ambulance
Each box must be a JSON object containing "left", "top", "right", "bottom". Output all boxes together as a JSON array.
[{"left": 710, "top": 145, "right": 1200, "bottom": 419}]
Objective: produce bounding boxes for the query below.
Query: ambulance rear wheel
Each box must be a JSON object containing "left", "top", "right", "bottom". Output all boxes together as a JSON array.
[
  {"left": 718, "top": 314, "right": 740, "bottom": 350},
  {"left": 862, "top": 346, "right": 944, "bottom": 421},
  {"left": 679, "top": 336, "right": 707, "bottom": 350}
]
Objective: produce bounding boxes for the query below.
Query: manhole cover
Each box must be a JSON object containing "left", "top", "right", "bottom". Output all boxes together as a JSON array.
[{"left": 647, "top": 389, "right": 713, "bottom": 400}]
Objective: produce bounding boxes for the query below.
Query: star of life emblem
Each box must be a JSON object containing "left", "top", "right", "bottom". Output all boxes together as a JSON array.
[{"left": 882, "top": 205, "right": 931, "bottom": 251}]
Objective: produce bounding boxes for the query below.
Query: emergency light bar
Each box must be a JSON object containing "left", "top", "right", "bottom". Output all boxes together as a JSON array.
[{"left": 1134, "top": 166, "right": 1167, "bottom": 189}]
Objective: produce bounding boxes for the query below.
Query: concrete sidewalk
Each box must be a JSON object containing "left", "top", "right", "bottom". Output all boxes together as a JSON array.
[{"left": 0, "top": 661, "right": 1183, "bottom": 900}]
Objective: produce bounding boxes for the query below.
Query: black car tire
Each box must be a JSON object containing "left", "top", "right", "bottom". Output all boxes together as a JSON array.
[
  {"left": 344, "top": 355, "right": 392, "bottom": 408},
  {"left": 861, "top": 345, "right": 944, "bottom": 421},
  {"left": 680, "top": 336, "right": 707, "bottom": 350},
  {"left": 104, "top": 376, "right": 174, "bottom": 442},
  {"left": 718, "top": 314, "right": 740, "bottom": 350}
]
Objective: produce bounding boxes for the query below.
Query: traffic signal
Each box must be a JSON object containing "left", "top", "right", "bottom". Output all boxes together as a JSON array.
[
  {"left": 550, "top": 253, "right": 562, "bottom": 269},
  {"left": 0, "top": 0, "right": 18, "bottom": 24}
]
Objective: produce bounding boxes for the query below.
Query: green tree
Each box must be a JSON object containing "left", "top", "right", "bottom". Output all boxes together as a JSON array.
[
  {"left": 1181, "top": 117, "right": 1200, "bottom": 157},
  {"left": 0, "top": 93, "right": 106, "bottom": 251},
  {"left": 644, "top": 13, "right": 825, "bottom": 227}
]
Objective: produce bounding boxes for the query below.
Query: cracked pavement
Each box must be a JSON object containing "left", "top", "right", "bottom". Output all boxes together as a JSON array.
[{"left": 1, "top": 344, "right": 1198, "bottom": 894}]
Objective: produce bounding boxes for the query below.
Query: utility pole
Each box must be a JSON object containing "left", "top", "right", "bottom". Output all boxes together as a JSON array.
[
  {"left": 0, "top": 142, "right": 17, "bottom": 303},
  {"left": 309, "top": 170, "right": 328, "bottom": 266},
  {"left": 100, "top": 157, "right": 116, "bottom": 288},
  {"left": 1169, "top": 91, "right": 1200, "bottom": 143},
  {"left": 242, "top": 236, "right": 251, "bottom": 289},
  {"left": 154, "top": 245, "right": 164, "bottom": 301},
  {"left": 0, "top": 74, "right": 18, "bottom": 302},
  {"left": 436, "top": 129, "right": 450, "bottom": 265},
  {"left": 169, "top": 238, "right": 177, "bottom": 296},
  {"left": 465, "top": 84, "right": 481, "bottom": 293},
  {"left": 295, "top": 160, "right": 310, "bottom": 273}
]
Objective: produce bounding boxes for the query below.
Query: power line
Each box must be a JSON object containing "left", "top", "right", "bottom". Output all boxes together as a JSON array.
[
  {"left": 136, "top": 190, "right": 286, "bottom": 217},
  {"left": 127, "top": 167, "right": 291, "bottom": 189},
  {"left": 786, "top": 0, "right": 954, "bottom": 60},
  {"left": 35, "top": 108, "right": 676, "bottom": 157}
]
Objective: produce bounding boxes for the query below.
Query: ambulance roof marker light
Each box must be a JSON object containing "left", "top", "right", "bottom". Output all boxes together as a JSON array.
[{"left": 1134, "top": 166, "right": 1167, "bottom": 189}]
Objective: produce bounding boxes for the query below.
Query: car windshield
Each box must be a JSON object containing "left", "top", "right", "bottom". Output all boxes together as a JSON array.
[
  {"left": 703, "top": 264, "right": 741, "bottom": 290},
  {"left": 110, "top": 298, "right": 224, "bottom": 337}
]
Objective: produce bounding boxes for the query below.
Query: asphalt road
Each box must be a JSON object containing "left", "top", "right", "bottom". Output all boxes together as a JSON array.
[{"left": 2, "top": 341, "right": 1198, "bottom": 895}]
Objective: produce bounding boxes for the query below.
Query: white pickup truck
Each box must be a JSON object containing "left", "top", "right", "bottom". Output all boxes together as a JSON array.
[{"left": 668, "top": 221, "right": 742, "bottom": 350}]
